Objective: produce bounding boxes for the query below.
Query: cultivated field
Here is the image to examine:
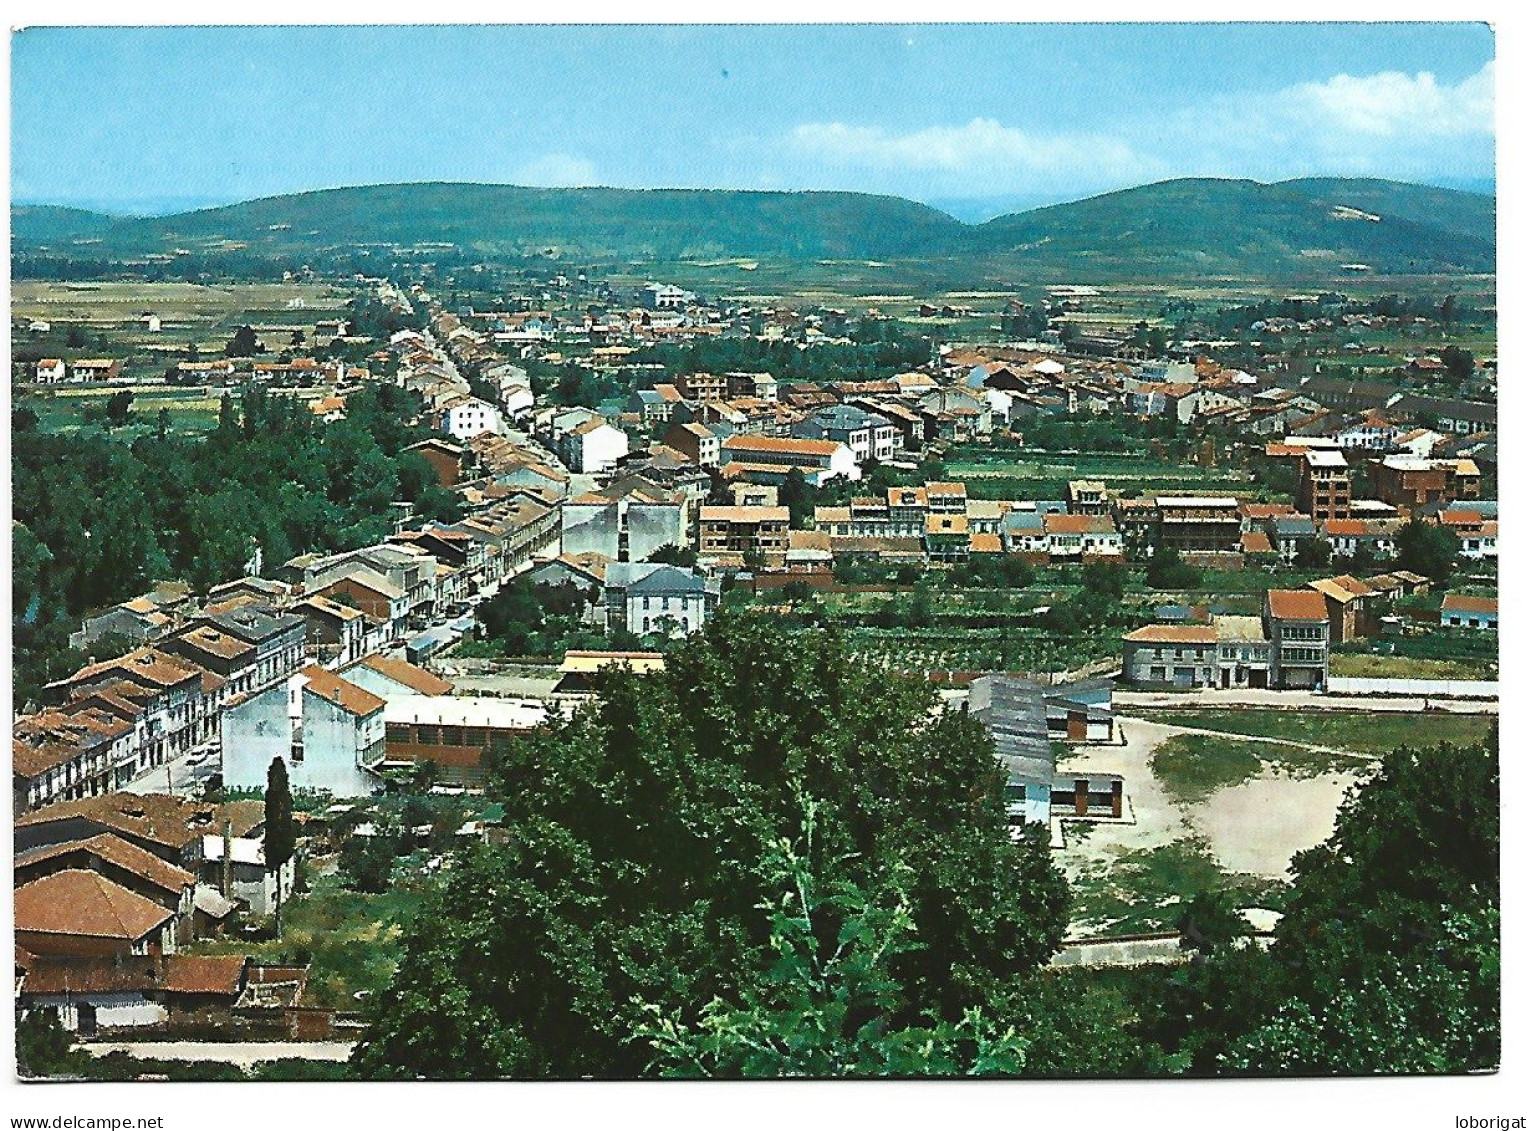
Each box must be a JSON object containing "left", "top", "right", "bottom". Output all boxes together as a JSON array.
[
  {"left": 16, "top": 385, "right": 224, "bottom": 436},
  {"left": 12, "top": 280, "right": 356, "bottom": 354}
]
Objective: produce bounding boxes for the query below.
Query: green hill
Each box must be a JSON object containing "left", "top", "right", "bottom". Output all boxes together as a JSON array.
[
  {"left": 70, "top": 182, "right": 967, "bottom": 261},
  {"left": 11, "top": 204, "right": 117, "bottom": 243},
  {"left": 12, "top": 177, "right": 1495, "bottom": 278},
  {"left": 1277, "top": 177, "right": 1494, "bottom": 245},
  {"left": 974, "top": 178, "right": 1493, "bottom": 275}
]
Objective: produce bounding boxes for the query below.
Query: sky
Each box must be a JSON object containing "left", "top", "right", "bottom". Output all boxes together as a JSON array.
[{"left": 10, "top": 23, "right": 1496, "bottom": 218}]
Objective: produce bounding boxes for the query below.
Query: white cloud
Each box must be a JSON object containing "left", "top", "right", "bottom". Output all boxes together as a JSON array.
[
  {"left": 1287, "top": 60, "right": 1493, "bottom": 139},
  {"left": 1126, "top": 62, "right": 1495, "bottom": 188},
  {"left": 514, "top": 153, "right": 598, "bottom": 187},
  {"left": 785, "top": 118, "right": 1160, "bottom": 186},
  {"left": 745, "top": 63, "right": 1494, "bottom": 206}
]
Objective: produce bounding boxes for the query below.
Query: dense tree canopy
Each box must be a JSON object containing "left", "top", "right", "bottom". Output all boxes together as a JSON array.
[
  {"left": 351, "top": 613, "right": 1071, "bottom": 1079},
  {"left": 1397, "top": 517, "right": 1462, "bottom": 584},
  {"left": 11, "top": 383, "right": 454, "bottom": 708}
]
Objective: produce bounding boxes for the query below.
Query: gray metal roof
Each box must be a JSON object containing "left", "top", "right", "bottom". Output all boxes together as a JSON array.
[
  {"left": 967, "top": 675, "right": 1054, "bottom": 791},
  {"left": 606, "top": 562, "right": 708, "bottom": 597}
]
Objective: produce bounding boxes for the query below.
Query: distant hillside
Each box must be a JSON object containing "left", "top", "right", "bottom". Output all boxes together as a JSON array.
[
  {"left": 975, "top": 178, "right": 1494, "bottom": 275},
  {"left": 64, "top": 183, "right": 967, "bottom": 261},
  {"left": 1278, "top": 177, "right": 1494, "bottom": 245},
  {"left": 12, "top": 177, "right": 1496, "bottom": 278},
  {"left": 11, "top": 204, "right": 116, "bottom": 243}
]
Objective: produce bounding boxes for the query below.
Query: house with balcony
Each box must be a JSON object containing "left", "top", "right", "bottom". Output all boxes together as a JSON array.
[
  {"left": 698, "top": 505, "right": 791, "bottom": 567},
  {"left": 1263, "top": 588, "right": 1331, "bottom": 690}
]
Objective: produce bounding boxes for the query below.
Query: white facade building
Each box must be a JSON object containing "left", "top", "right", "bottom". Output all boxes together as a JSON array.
[{"left": 440, "top": 397, "right": 501, "bottom": 442}]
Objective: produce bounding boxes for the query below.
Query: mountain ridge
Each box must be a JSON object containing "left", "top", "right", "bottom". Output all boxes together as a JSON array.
[{"left": 12, "top": 176, "right": 1496, "bottom": 277}]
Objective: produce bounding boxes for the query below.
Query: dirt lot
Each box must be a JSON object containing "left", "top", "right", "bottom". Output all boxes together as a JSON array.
[{"left": 1055, "top": 714, "right": 1364, "bottom": 935}]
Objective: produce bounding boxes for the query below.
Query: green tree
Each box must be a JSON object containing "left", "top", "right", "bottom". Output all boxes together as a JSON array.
[
  {"left": 1135, "top": 731, "right": 1500, "bottom": 1076},
  {"left": 647, "top": 544, "right": 699, "bottom": 568},
  {"left": 16, "top": 1009, "right": 86, "bottom": 1078},
  {"left": 907, "top": 573, "right": 934, "bottom": 628},
  {"left": 1146, "top": 545, "right": 1201, "bottom": 589},
  {"left": 1293, "top": 536, "right": 1333, "bottom": 570},
  {"left": 340, "top": 832, "right": 399, "bottom": 894},
  {"left": 353, "top": 614, "right": 1069, "bottom": 1079},
  {"left": 1396, "top": 517, "right": 1460, "bottom": 583},
  {"left": 265, "top": 758, "right": 297, "bottom": 938},
  {"left": 225, "top": 324, "right": 259, "bottom": 357},
  {"left": 780, "top": 468, "right": 813, "bottom": 530},
  {"left": 638, "top": 801, "right": 1040, "bottom": 1077},
  {"left": 1440, "top": 346, "right": 1476, "bottom": 384},
  {"left": 104, "top": 390, "right": 135, "bottom": 426}
]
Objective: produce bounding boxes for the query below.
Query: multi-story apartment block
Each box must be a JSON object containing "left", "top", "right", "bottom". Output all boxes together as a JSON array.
[
  {"left": 1369, "top": 456, "right": 1481, "bottom": 508},
  {"left": 791, "top": 404, "right": 898, "bottom": 465},
  {"left": 1067, "top": 479, "right": 1110, "bottom": 515},
  {"left": 676, "top": 372, "right": 729, "bottom": 403},
  {"left": 1263, "top": 588, "right": 1330, "bottom": 690},
  {"left": 1154, "top": 496, "right": 1243, "bottom": 553},
  {"left": 697, "top": 505, "right": 791, "bottom": 566},
  {"left": 1298, "top": 448, "right": 1352, "bottom": 520}
]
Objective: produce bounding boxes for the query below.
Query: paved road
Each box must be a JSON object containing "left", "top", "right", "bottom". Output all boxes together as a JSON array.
[
  {"left": 86, "top": 1041, "right": 355, "bottom": 1065},
  {"left": 122, "top": 743, "right": 219, "bottom": 797},
  {"left": 1118, "top": 688, "right": 1497, "bottom": 714}
]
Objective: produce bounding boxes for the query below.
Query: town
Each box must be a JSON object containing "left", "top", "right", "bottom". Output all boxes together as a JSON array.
[
  {"left": 11, "top": 260, "right": 1498, "bottom": 1076},
  {"left": 7, "top": 19, "right": 1502, "bottom": 1095}
]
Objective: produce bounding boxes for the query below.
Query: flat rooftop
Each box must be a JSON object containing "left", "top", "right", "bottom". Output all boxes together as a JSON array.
[{"left": 384, "top": 695, "right": 549, "bottom": 731}]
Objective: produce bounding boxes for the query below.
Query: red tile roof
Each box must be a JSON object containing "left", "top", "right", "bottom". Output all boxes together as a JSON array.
[
  {"left": 15, "top": 793, "right": 261, "bottom": 850},
  {"left": 15, "top": 834, "right": 196, "bottom": 896},
  {"left": 21, "top": 954, "right": 247, "bottom": 997},
  {"left": 355, "top": 654, "right": 454, "bottom": 696},
  {"left": 300, "top": 666, "right": 387, "bottom": 718},
  {"left": 722, "top": 434, "right": 841, "bottom": 457},
  {"left": 1442, "top": 593, "right": 1498, "bottom": 616},
  {"left": 1266, "top": 589, "right": 1329, "bottom": 621},
  {"left": 15, "top": 870, "right": 174, "bottom": 941}
]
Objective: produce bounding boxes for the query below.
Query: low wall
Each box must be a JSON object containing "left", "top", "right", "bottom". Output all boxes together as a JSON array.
[{"left": 1329, "top": 676, "right": 1499, "bottom": 699}]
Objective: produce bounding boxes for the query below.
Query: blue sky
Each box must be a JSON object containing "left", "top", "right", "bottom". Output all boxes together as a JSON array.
[{"left": 11, "top": 23, "right": 1495, "bottom": 217}]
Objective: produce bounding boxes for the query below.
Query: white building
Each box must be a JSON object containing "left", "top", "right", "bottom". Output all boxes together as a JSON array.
[
  {"left": 439, "top": 396, "right": 501, "bottom": 442},
  {"left": 502, "top": 384, "right": 536, "bottom": 419},
  {"left": 219, "top": 667, "right": 385, "bottom": 798},
  {"left": 605, "top": 563, "right": 718, "bottom": 637},
  {"left": 640, "top": 283, "right": 696, "bottom": 310},
  {"left": 559, "top": 419, "right": 630, "bottom": 475},
  {"left": 201, "top": 836, "right": 296, "bottom": 917}
]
